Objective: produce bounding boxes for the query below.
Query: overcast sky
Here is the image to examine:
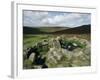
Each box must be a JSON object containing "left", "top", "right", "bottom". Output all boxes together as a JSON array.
[{"left": 23, "top": 10, "right": 91, "bottom": 28}]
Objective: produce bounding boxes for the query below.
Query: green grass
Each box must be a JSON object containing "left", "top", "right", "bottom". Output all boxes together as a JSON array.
[
  {"left": 23, "top": 34, "right": 50, "bottom": 48},
  {"left": 23, "top": 34, "right": 90, "bottom": 49}
]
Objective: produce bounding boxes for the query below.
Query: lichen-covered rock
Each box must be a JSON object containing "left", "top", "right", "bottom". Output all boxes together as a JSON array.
[
  {"left": 23, "top": 36, "right": 91, "bottom": 69},
  {"left": 29, "top": 52, "right": 35, "bottom": 62}
]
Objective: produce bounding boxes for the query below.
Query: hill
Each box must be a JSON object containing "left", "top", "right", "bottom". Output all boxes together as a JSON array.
[
  {"left": 23, "top": 27, "right": 46, "bottom": 34},
  {"left": 23, "top": 26, "right": 68, "bottom": 34},
  {"left": 53, "top": 24, "right": 91, "bottom": 34},
  {"left": 23, "top": 24, "right": 90, "bottom": 34},
  {"left": 38, "top": 27, "right": 68, "bottom": 32}
]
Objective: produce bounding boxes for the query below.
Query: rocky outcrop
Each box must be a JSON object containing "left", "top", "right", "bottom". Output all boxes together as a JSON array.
[{"left": 23, "top": 35, "right": 90, "bottom": 69}]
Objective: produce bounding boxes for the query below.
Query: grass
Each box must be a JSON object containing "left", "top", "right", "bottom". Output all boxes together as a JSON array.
[
  {"left": 23, "top": 34, "right": 50, "bottom": 48},
  {"left": 23, "top": 34, "right": 90, "bottom": 49}
]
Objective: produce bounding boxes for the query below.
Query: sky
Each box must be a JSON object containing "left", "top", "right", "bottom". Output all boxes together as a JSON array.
[{"left": 23, "top": 10, "right": 91, "bottom": 28}]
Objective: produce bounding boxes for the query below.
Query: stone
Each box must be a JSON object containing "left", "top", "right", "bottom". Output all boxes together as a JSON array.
[
  {"left": 29, "top": 52, "right": 35, "bottom": 62},
  {"left": 23, "top": 35, "right": 91, "bottom": 69}
]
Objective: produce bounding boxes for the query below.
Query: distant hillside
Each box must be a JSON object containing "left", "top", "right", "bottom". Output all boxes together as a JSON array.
[
  {"left": 23, "top": 27, "right": 46, "bottom": 34},
  {"left": 39, "top": 27, "right": 68, "bottom": 32},
  {"left": 23, "top": 26, "right": 68, "bottom": 34},
  {"left": 53, "top": 24, "right": 91, "bottom": 34},
  {"left": 23, "top": 24, "right": 90, "bottom": 34}
]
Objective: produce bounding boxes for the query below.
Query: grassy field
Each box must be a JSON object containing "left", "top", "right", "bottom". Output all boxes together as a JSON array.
[
  {"left": 23, "top": 34, "right": 90, "bottom": 48},
  {"left": 24, "top": 34, "right": 53, "bottom": 48}
]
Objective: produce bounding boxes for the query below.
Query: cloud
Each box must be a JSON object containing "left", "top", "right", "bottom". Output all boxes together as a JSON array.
[
  {"left": 23, "top": 10, "right": 91, "bottom": 27},
  {"left": 23, "top": 11, "right": 49, "bottom": 26}
]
